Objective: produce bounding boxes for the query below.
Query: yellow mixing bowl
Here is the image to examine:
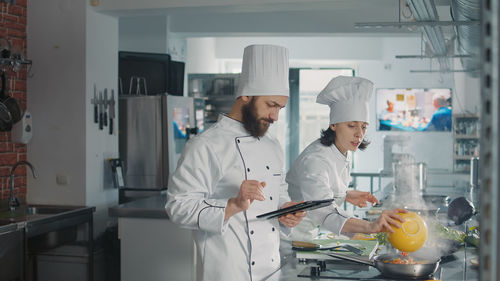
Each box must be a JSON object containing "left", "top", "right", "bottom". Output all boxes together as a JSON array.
[{"left": 387, "top": 211, "right": 428, "bottom": 252}]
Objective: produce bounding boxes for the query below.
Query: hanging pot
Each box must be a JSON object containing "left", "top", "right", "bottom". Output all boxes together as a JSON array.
[
  {"left": 0, "top": 100, "right": 13, "bottom": 131},
  {"left": 0, "top": 71, "right": 22, "bottom": 130}
]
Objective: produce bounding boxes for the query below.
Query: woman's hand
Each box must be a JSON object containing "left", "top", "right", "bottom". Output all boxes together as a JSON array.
[
  {"left": 278, "top": 202, "right": 306, "bottom": 227},
  {"left": 368, "top": 208, "right": 407, "bottom": 233},
  {"left": 346, "top": 190, "right": 379, "bottom": 207}
]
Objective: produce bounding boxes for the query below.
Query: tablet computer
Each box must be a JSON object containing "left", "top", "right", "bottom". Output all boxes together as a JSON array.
[{"left": 256, "top": 199, "right": 334, "bottom": 220}]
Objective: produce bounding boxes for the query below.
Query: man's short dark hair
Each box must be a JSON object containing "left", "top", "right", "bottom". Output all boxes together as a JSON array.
[{"left": 319, "top": 127, "right": 370, "bottom": 150}]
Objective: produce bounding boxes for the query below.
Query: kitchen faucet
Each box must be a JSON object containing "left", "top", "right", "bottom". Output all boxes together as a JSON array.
[{"left": 9, "top": 160, "right": 38, "bottom": 212}]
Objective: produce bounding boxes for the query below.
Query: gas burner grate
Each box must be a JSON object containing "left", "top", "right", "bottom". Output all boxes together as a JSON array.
[{"left": 297, "top": 261, "right": 442, "bottom": 280}]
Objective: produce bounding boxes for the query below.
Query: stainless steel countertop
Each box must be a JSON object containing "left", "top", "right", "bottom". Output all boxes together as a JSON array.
[
  {"left": 108, "top": 194, "right": 168, "bottom": 219},
  {"left": 109, "top": 181, "right": 480, "bottom": 280},
  {"left": 0, "top": 220, "right": 20, "bottom": 234},
  {"left": 0, "top": 205, "right": 95, "bottom": 236},
  {"left": 275, "top": 182, "right": 480, "bottom": 280},
  {"left": 276, "top": 240, "right": 479, "bottom": 280}
]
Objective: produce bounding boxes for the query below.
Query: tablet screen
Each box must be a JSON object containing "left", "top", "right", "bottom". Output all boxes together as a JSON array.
[{"left": 256, "top": 199, "right": 334, "bottom": 219}]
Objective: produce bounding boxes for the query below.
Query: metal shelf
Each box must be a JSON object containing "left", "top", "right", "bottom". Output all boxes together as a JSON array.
[
  {"left": 452, "top": 113, "right": 480, "bottom": 173},
  {"left": 452, "top": 114, "right": 480, "bottom": 119},
  {"left": 453, "top": 135, "right": 479, "bottom": 139},
  {"left": 454, "top": 155, "right": 477, "bottom": 161}
]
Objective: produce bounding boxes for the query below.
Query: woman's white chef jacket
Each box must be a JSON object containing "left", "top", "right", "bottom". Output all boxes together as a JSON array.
[
  {"left": 286, "top": 139, "right": 353, "bottom": 235},
  {"left": 165, "top": 114, "right": 291, "bottom": 281}
]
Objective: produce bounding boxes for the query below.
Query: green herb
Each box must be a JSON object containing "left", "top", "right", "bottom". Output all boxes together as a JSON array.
[
  {"left": 465, "top": 227, "right": 480, "bottom": 247},
  {"left": 430, "top": 222, "right": 466, "bottom": 243},
  {"left": 375, "top": 232, "right": 389, "bottom": 245}
]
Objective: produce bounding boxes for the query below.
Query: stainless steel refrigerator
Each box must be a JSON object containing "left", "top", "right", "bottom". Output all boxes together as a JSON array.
[{"left": 118, "top": 94, "right": 195, "bottom": 202}]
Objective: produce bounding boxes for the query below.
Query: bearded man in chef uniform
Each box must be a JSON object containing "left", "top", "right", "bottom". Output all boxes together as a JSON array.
[{"left": 166, "top": 44, "right": 305, "bottom": 281}]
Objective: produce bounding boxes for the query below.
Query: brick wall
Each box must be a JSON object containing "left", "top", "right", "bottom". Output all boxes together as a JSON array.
[{"left": 0, "top": 0, "right": 27, "bottom": 205}]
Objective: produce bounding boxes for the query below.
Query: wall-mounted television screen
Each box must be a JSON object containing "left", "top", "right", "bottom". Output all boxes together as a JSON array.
[{"left": 376, "top": 88, "right": 452, "bottom": 132}]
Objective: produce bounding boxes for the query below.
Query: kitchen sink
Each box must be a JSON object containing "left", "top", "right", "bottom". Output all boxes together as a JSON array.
[
  {"left": 0, "top": 204, "right": 95, "bottom": 279},
  {"left": 25, "top": 205, "right": 78, "bottom": 215},
  {"left": 0, "top": 209, "right": 28, "bottom": 223},
  {"left": 0, "top": 219, "right": 18, "bottom": 235},
  {"left": 0, "top": 204, "right": 94, "bottom": 238},
  {"left": 0, "top": 218, "right": 12, "bottom": 226}
]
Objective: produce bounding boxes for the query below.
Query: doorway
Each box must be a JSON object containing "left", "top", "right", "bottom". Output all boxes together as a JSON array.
[{"left": 268, "top": 68, "right": 354, "bottom": 169}]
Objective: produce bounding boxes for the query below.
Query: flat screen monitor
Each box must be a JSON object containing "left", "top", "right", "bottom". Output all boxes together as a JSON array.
[{"left": 376, "top": 88, "right": 452, "bottom": 132}]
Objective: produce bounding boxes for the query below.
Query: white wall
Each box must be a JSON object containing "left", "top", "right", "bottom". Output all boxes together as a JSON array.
[
  {"left": 186, "top": 38, "right": 218, "bottom": 73},
  {"left": 119, "top": 15, "right": 168, "bottom": 53},
  {"left": 185, "top": 36, "right": 480, "bottom": 179},
  {"left": 27, "top": 0, "right": 120, "bottom": 235},
  {"left": 86, "top": 6, "right": 120, "bottom": 234},
  {"left": 167, "top": 27, "right": 187, "bottom": 62},
  {"left": 214, "top": 37, "right": 384, "bottom": 60},
  {"left": 453, "top": 58, "right": 481, "bottom": 114},
  {"left": 27, "top": 0, "right": 87, "bottom": 205}
]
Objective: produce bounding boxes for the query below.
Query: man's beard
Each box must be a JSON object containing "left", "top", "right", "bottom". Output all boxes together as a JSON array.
[{"left": 241, "top": 98, "right": 273, "bottom": 137}]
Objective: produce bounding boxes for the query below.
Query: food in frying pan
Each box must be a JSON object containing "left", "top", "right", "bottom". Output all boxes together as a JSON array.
[
  {"left": 382, "top": 256, "right": 427, "bottom": 264},
  {"left": 382, "top": 253, "right": 430, "bottom": 264}
]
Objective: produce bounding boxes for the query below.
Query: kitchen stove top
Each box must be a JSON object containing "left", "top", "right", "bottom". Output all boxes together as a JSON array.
[{"left": 297, "top": 260, "right": 442, "bottom": 280}]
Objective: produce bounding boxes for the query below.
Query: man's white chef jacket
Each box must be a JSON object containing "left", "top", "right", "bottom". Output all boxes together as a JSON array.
[{"left": 166, "top": 114, "right": 291, "bottom": 281}]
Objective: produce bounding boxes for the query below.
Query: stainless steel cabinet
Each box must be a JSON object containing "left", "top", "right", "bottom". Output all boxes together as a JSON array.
[
  {"left": 119, "top": 94, "right": 194, "bottom": 191},
  {"left": 0, "top": 227, "right": 24, "bottom": 281}
]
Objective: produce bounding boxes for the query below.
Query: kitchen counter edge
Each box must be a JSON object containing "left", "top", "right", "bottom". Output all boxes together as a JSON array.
[{"left": 108, "top": 194, "right": 169, "bottom": 219}]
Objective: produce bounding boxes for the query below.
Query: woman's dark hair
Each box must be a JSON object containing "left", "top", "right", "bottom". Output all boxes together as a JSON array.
[{"left": 319, "top": 127, "right": 370, "bottom": 151}]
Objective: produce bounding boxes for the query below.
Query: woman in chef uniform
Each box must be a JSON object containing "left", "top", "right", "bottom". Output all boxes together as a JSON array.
[
  {"left": 286, "top": 76, "right": 406, "bottom": 237},
  {"left": 166, "top": 45, "right": 305, "bottom": 281}
]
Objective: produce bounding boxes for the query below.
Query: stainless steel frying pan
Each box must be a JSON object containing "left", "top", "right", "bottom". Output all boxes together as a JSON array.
[
  {"left": 326, "top": 252, "right": 440, "bottom": 279},
  {"left": 0, "top": 71, "right": 21, "bottom": 131},
  {"left": 0, "top": 101, "right": 12, "bottom": 131}
]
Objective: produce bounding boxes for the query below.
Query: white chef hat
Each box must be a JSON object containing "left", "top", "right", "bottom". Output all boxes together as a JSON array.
[
  {"left": 316, "top": 76, "right": 374, "bottom": 124},
  {"left": 236, "top": 44, "right": 289, "bottom": 97}
]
